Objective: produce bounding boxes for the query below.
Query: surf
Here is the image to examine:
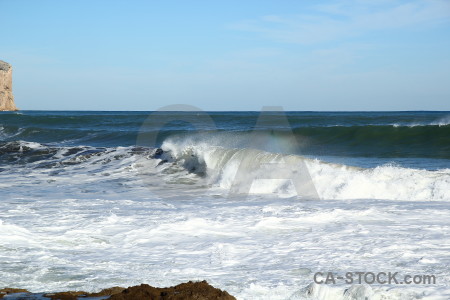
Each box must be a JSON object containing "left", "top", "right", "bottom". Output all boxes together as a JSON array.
[{"left": 1, "top": 136, "right": 449, "bottom": 201}]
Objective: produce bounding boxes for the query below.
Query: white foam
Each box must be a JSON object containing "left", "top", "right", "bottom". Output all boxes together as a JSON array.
[
  {"left": 1, "top": 140, "right": 450, "bottom": 299},
  {"left": 161, "top": 139, "right": 450, "bottom": 201},
  {"left": 430, "top": 115, "right": 450, "bottom": 127},
  {"left": 392, "top": 115, "right": 450, "bottom": 127},
  {"left": 0, "top": 128, "right": 25, "bottom": 139},
  {"left": 308, "top": 160, "right": 450, "bottom": 201}
]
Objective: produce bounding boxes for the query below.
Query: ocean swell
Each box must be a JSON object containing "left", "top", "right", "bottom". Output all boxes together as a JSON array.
[{"left": 1, "top": 135, "right": 449, "bottom": 202}]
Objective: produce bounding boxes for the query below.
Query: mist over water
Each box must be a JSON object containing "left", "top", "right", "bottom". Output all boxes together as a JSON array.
[{"left": 0, "top": 111, "right": 449, "bottom": 299}]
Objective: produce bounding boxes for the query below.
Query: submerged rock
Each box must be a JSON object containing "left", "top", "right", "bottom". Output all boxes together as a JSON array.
[
  {"left": 0, "top": 288, "right": 29, "bottom": 298},
  {"left": 43, "top": 287, "right": 125, "bottom": 299}
]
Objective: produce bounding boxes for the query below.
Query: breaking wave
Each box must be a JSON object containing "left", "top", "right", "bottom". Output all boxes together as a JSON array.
[
  {"left": 3, "top": 135, "right": 448, "bottom": 201},
  {"left": 159, "top": 137, "right": 450, "bottom": 201}
]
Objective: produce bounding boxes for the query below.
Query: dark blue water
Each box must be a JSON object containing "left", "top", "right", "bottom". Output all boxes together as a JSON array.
[{"left": 1, "top": 111, "right": 449, "bottom": 169}]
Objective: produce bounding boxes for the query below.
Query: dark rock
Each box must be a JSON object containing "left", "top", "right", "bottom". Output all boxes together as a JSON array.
[
  {"left": 108, "top": 281, "right": 236, "bottom": 300},
  {"left": 43, "top": 291, "right": 86, "bottom": 300},
  {"left": 86, "top": 286, "right": 125, "bottom": 297},
  {"left": 152, "top": 148, "right": 164, "bottom": 159},
  {"left": 0, "top": 288, "right": 29, "bottom": 299},
  {"left": 0, "top": 281, "right": 235, "bottom": 300}
]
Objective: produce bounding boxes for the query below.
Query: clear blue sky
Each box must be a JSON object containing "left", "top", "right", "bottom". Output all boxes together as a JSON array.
[{"left": 1, "top": 0, "right": 449, "bottom": 111}]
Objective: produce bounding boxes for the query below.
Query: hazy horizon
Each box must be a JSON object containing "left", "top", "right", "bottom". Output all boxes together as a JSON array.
[{"left": 5, "top": 109, "right": 450, "bottom": 112}]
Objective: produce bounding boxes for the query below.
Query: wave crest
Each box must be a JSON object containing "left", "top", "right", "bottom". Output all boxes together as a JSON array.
[
  {"left": 160, "top": 137, "right": 450, "bottom": 201},
  {"left": 1, "top": 138, "right": 449, "bottom": 201}
]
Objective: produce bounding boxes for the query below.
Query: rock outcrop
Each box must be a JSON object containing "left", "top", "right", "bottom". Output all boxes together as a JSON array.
[
  {"left": 0, "top": 60, "right": 18, "bottom": 111},
  {"left": 0, "top": 281, "right": 236, "bottom": 299},
  {"left": 107, "top": 281, "right": 236, "bottom": 300}
]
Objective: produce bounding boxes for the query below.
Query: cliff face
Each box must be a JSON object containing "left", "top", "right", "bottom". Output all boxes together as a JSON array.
[{"left": 0, "top": 60, "right": 18, "bottom": 111}]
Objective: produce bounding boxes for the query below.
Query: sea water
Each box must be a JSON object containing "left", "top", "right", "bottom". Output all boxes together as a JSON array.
[{"left": 0, "top": 111, "right": 449, "bottom": 299}]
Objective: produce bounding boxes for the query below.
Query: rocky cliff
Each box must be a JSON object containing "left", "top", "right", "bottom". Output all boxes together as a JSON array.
[{"left": 0, "top": 60, "right": 18, "bottom": 111}]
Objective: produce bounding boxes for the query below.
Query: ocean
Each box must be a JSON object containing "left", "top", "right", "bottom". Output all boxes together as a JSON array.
[{"left": 0, "top": 110, "right": 449, "bottom": 299}]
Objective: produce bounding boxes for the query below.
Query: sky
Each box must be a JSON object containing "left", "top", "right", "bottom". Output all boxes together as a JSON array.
[{"left": 1, "top": 0, "right": 450, "bottom": 111}]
